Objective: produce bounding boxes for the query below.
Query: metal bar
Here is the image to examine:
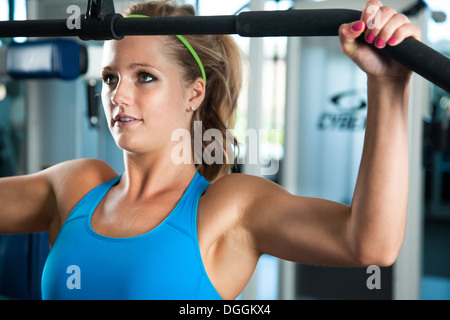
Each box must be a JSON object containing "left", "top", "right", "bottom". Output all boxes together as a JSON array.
[
  {"left": 0, "top": 9, "right": 448, "bottom": 92},
  {"left": 114, "top": 15, "right": 237, "bottom": 36}
]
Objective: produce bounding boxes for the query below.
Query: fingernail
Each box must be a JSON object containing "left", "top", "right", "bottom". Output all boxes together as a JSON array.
[
  {"left": 352, "top": 21, "right": 364, "bottom": 32},
  {"left": 366, "top": 34, "right": 375, "bottom": 43},
  {"left": 388, "top": 37, "right": 397, "bottom": 45},
  {"left": 375, "top": 39, "right": 385, "bottom": 48}
]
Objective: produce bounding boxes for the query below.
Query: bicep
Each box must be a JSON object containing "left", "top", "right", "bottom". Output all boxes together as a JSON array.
[
  {"left": 246, "top": 185, "right": 359, "bottom": 267},
  {"left": 0, "top": 172, "right": 56, "bottom": 234},
  {"left": 0, "top": 159, "right": 117, "bottom": 236}
]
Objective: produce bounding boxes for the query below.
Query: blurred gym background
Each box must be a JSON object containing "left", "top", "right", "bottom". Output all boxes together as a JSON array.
[{"left": 0, "top": 0, "right": 448, "bottom": 300}]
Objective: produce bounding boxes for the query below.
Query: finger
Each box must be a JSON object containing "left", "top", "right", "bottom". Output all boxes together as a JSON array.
[
  {"left": 385, "top": 23, "right": 422, "bottom": 46},
  {"left": 339, "top": 21, "right": 366, "bottom": 57},
  {"left": 373, "top": 12, "right": 410, "bottom": 48},
  {"left": 365, "top": 6, "right": 397, "bottom": 44},
  {"left": 342, "top": 20, "right": 367, "bottom": 39}
]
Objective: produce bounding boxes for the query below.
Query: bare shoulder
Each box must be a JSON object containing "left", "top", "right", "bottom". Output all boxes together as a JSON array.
[
  {"left": 44, "top": 159, "right": 118, "bottom": 237},
  {"left": 199, "top": 173, "right": 289, "bottom": 229},
  {"left": 199, "top": 173, "right": 295, "bottom": 242},
  {"left": 204, "top": 173, "right": 289, "bottom": 201},
  {"left": 44, "top": 158, "right": 118, "bottom": 191}
]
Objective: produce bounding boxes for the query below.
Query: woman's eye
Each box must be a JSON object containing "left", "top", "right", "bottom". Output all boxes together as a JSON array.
[
  {"left": 138, "top": 73, "right": 156, "bottom": 83},
  {"left": 102, "top": 74, "right": 117, "bottom": 85}
]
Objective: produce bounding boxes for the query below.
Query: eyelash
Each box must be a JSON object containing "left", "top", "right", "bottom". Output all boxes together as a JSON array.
[
  {"left": 138, "top": 72, "right": 157, "bottom": 84},
  {"left": 101, "top": 71, "right": 158, "bottom": 86}
]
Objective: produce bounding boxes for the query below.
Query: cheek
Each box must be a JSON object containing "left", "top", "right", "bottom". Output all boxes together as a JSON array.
[
  {"left": 101, "top": 88, "right": 112, "bottom": 114},
  {"left": 141, "top": 90, "right": 187, "bottom": 124}
]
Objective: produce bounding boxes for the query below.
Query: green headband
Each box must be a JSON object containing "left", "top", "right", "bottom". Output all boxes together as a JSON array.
[{"left": 125, "top": 14, "right": 207, "bottom": 84}]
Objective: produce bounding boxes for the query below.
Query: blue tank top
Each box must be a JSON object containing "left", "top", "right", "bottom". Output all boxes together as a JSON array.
[{"left": 41, "top": 173, "right": 222, "bottom": 300}]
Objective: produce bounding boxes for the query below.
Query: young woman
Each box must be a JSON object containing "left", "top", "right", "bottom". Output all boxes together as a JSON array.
[{"left": 0, "top": 0, "right": 421, "bottom": 300}]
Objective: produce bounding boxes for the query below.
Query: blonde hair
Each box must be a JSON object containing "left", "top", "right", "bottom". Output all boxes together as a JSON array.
[{"left": 124, "top": 0, "right": 243, "bottom": 182}]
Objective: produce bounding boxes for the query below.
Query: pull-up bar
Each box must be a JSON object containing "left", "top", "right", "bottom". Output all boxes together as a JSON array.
[{"left": 0, "top": 1, "right": 449, "bottom": 93}]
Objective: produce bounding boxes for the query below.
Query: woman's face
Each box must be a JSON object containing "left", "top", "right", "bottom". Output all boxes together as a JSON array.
[{"left": 101, "top": 36, "right": 200, "bottom": 156}]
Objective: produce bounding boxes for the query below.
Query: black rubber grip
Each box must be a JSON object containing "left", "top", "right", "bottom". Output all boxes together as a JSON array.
[{"left": 236, "top": 9, "right": 362, "bottom": 37}]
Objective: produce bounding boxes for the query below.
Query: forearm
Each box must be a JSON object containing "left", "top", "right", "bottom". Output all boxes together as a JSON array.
[{"left": 349, "top": 76, "right": 410, "bottom": 266}]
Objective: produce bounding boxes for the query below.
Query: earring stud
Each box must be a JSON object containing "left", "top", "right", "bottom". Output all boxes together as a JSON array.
[{"left": 191, "top": 106, "right": 196, "bottom": 111}]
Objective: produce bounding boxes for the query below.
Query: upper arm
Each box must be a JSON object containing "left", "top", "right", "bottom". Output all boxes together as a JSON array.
[
  {"left": 237, "top": 176, "right": 360, "bottom": 267},
  {"left": 0, "top": 159, "right": 117, "bottom": 235},
  {"left": 0, "top": 171, "right": 56, "bottom": 234}
]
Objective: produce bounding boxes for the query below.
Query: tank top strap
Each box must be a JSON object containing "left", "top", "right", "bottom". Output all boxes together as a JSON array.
[
  {"left": 65, "top": 173, "right": 209, "bottom": 237},
  {"left": 164, "top": 173, "right": 210, "bottom": 238},
  {"left": 65, "top": 175, "right": 122, "bottom": 224}
]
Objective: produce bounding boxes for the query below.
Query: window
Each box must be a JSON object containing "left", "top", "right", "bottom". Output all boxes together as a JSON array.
[
  {"left": 0, "top": 0, "right": 9, "bottom": 21},
  {"left": 426, "top": 0, "right": 450, "bottom": 43}
]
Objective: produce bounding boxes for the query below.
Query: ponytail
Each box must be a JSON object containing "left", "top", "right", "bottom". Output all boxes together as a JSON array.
[{"left": 124, "top": 0, "right": 243, "bottom": 181}]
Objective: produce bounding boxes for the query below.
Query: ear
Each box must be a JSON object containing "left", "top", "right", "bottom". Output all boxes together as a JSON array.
[{"left": 186, "top": 78, "right": 206, "bottom": 112}]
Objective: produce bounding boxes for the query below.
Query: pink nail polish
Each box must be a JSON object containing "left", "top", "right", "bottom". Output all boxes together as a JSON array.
[
  {"left": 352, "top": 21, "right": 364, "bottom": 32},
  {"left": 366, "top": 34, "right": 375, "bottom": 43},
  {"left": 376, "top": 39, "right": 385, "bottom": 47},
  {"left": 388, "top": 37, "right": 397, "bottom": 45}
]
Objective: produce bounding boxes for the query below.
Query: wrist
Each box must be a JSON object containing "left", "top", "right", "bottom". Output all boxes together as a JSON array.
[
  {"left": 367, "top": 76, "right": 411, "bottom": 116},
  {"left": 368, "top": 75, "right": 411, "bottom": 89}
]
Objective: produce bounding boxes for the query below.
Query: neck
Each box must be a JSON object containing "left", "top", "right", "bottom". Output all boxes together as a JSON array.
[{"left": 120, "top": 150, "right": 197, "bottom": 201}]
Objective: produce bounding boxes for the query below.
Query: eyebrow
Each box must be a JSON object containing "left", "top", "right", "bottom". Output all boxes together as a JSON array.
[
  {"left": 101, "top": 63, "right": 159, "bottom": 72},
  {"left": 128, "top": 63, "right": 158, "bottom": 71}
]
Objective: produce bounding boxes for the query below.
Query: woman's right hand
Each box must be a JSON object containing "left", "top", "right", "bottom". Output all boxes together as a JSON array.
[{"left": 339, "top": 0, "right": 421, "bottom": 81}]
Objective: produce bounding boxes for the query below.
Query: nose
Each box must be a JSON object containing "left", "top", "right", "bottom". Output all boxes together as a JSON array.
[{"left": 110, "top": 77, "right": 133, "bottom": 107}]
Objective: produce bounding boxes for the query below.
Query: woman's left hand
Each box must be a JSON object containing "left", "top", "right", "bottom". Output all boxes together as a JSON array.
[{"left": 339, "top": 0, "right": 422, "bottom": 81}]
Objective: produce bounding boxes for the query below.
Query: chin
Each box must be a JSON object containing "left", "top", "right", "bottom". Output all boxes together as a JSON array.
[
  {"left": 115, "top": 136, "right": 144, "bottom": 153},
  {"left": 115, "top": 136, "right": 163, "bottom": 156}
]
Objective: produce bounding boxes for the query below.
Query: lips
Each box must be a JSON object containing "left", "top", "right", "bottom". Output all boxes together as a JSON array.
[{"left": 113, "top": 114, "right": 142, "bottom": 127}]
